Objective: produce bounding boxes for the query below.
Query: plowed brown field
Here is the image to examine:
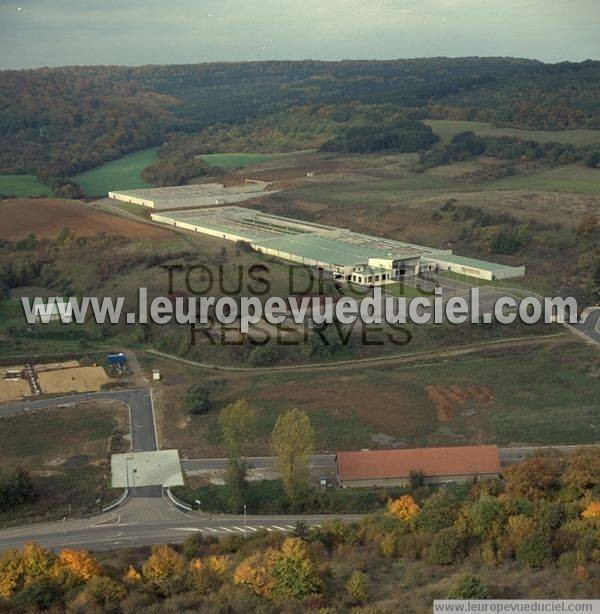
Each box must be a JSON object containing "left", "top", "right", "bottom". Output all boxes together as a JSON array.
[{"left": 0, "top": 199, "right": 171, "bottom": 240}]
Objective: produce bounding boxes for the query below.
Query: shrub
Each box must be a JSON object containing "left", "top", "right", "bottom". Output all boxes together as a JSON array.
[
  {"left": 447, "top": 574, "right": 489, "bottom": 599},
  {"left": 12, "top": 578, "right": 62, "bottom": 610},
  {"left": 185, "top": 384, "right": 211, "bottom": 415},
  {"left": 417, "top": 489, "right": 459, "bottom": 533},
  {"left": 426, "top": 527, "right": 464, "bottom": 565},
  {"left": 247, "top": 345, "right": 279, "bottom": 366},
  {"left": 387, "top": 495, "right": 419, "bottom": 522},
  {"left": 346, "top": 570, "right": 370, "bottom": 604},
  {"left": 516, "top": 531, "right": 552, "bottom": 568},
  {"left": 582, "top": 501, "right": 600, "bottom": 521},
  {"left": 273, "top": 538, "right": 323, "bottom": 600},
  {"left": 467, "top": 495, "right": 505, "bottom": 539}
]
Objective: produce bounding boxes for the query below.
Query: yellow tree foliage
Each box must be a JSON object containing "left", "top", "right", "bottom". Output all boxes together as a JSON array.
[
  {"left": 219, "top": 400, "right": 256, "bottom": 459},
  {"left": 581, "top": 501, "right": 600, "bottom": 520},
  {"left": 378, "top": 533, "right": 398, "bottom": 558},
  {"left": 387, "top": 495, "right": 419, "bottom": 522},
  {"left": 124, "top": 565, "right": 142, "bottom": 584},
  {"left": 271, "top": 408, "right": 315, "bottom": 504},
  {"left": 57, "top": 549, "right": 102, "bottom": 581},
  {"left": 22, "top": 543, "right": 55, "bottom": 582},
  {"left": 142, "top": 545, "right": 186, "bottom": 582},
  {"left": 505, "top": 515, "right": 536, "bottom": 553},
  {"left": 0, "top": 550, "right": 23, "bottom": 599},
  {"left": 272, "top": 537, "right": 323, "bottom": 599},
  {"left": 233, "top": 549, "right": 278, "bottom": 597}
]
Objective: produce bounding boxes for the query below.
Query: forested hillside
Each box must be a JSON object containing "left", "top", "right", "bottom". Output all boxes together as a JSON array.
[{"left": 1, "top": 58, "right": 600, "bottom": 186}]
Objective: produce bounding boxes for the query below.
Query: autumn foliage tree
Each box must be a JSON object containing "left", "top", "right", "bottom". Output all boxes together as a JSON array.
[
  {"left": 57, "top": 549, "right": 102, "bottom": 582},
  {"left": 387, "top": 495, "right": 420, "bottom": 522},
  {"left": 505, "top": 451, "right": 564, "bottom": 499},
  {"left": 271, "top": 409, "right": 315, "bottom": 505}
]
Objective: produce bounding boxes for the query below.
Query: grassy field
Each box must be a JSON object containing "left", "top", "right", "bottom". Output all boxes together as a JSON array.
[
  {"left": 197, "top": 152, "right": 287, "bottom": 170},
  {"left": 0, "top": 400, "right": 126, "bottom": 526},
  {"left": 71, "top": 147, "right": 157, "bottom": 197},
  {"left": 0, "top": 175, "right": 51, "bottom": 197},
  {"left": 154, "top": 336, "right": 598, "bottom": 457},
  {"left": 424, "top": 119, "right": 600, "bottom": 146},
  {"left": 487, "top": 163, "right": 600, "bottom": 195}
]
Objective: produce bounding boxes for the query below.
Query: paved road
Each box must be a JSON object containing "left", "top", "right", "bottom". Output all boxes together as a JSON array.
[
  {"left": 0, "top": 388, "right": 157, "bottom": 453},
  {"left": 181, "top": 454, "right": 336, "bottom": 473},
  {"left": 498, "top": 443, "right": 600, "bottom": 465},
  {"left": 0, "top": 493, "right": 362, "bottom": 552},
  {"left": 572, "top": 308, "right": 600, "bottom": 344}
]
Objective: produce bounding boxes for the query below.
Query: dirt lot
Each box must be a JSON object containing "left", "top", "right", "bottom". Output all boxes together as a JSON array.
[
  {"left": 425, "top": 384, "right": 493, "bottom": 422},
  {"left": 0, "top": 365, "right": 29, "bottom": 402},
  {"left": 0, "top": 199, "right": 172, "bottom": 240},
  {"left": 0, "top": 378, "right": 30, "bottom": 402},
  {"left": 37, "top": 366, "right": 109, "bottom": 394}
]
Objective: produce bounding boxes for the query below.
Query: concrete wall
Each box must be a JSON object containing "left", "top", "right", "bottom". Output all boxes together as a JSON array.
[
  {"left": 339, "top": 472, "right": 500, "bottom": 488},
  {"left": 108, "top": 192, "right": 154, "bottom": 208}
]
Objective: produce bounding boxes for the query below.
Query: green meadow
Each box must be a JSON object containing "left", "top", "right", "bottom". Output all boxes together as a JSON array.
[
  {"left": 424, "top": 119, "right": 600, "bottom": 147},
  {"left": 197, "top": 152, "right": 285, "bottom": 170},
  {"left": 0, "top": 175, "right": 51, "bottom": 197},
  {"left": 487, "top": 163, "right": 600, "bottom": 195},
  {"left": 71, "top": 147, "right": 158, "bottom": 197}
]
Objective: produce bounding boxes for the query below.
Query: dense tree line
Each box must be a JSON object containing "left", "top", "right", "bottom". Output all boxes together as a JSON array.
[
  {"left": 2, "top": 58, "right": 600, "bottom": 184},
  {"left": 419, "top": 130, "right": 594, "bottom": 170},
  {"left": 320, "top": 120, "right": 438, "bottom": 153},
  {"left": 141, "top": 155, "right": 214, "bottom": 187}
]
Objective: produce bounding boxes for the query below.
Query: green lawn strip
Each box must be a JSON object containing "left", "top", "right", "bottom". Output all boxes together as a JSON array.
[
  {"left": 71, "top": 147, "right": 158, "bottom": 197},
  {"left": 0, "top": 175, "right": 51, "bottom": 197}
]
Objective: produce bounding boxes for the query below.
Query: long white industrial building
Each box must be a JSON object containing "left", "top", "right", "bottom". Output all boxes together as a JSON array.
[
  {"left": 108, "top": 182, "right": 277, "bottom": 210},
  {"left": 150, "top": 206, "right": 525, "bottom": 283}
]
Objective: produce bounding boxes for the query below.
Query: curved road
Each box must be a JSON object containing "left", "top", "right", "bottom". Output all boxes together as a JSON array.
[
  {"left": 0, "top": 388, "right": 157, "bottom": 453},
  {"left": 572, "top": 307, "right": 600, "bottom": 345}
]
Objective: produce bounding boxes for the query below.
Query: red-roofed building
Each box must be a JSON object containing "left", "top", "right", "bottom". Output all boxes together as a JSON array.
[{"left": 336, "top": 445, "right": 501, "bottom": 487}]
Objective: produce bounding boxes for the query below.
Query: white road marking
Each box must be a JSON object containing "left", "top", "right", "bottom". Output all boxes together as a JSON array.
[
  {"left": 204, "top": 527, "right": 219, "bottom": 533},
  {"left": 170, "top": 527, "right": 201, "bottom": 532},
  {"left": 246, "top": 526, "right": 258, "bottom": 531},
  {"left": 273, "top": 525, "right": 287, "bottom": 531},
  {"left": 233, "top": 526, "right": 246, "bottom": 532},
  {"left": 220, "top": 527, "right": 234, "bottom": 532},
  {"left": 286, "top": 525, "right": 294, "bottom": 529}
]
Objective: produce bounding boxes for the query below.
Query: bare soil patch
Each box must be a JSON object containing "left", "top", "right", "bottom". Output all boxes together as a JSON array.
[
  {"left": 425, "top": 384, "right": 493, "bottom": 422},
  {"left": 0, "top": 199, "right": 172, "bottom": 240},
  {"left": 37, "top": 365, "right": 109, "bottom": 394}
]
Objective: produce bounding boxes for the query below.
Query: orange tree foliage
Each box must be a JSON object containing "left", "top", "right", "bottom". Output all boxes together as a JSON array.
[
  {"left": 504, "top": 452, "right": 564, "bottom": 500},
  {"left": 57, "top": 549, "right": 102, "bottom": 582},
  {"left": 581, "top": 501, "right": 600, "bottom": 520},
  {"left": 123, "top": 565, "right": 142, "bottom": 584},
  {"left": 387, "top": 495, "right": 420, "bottom": 522}
]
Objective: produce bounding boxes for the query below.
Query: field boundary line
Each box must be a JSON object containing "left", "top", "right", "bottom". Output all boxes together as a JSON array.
[{"left": 146, "top": 333, "right": 565, "bottom": 374}]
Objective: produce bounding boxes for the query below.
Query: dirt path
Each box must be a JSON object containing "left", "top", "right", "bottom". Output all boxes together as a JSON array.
[{"left": 147, "top": 332, "right": 567, "bottom": 376}]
